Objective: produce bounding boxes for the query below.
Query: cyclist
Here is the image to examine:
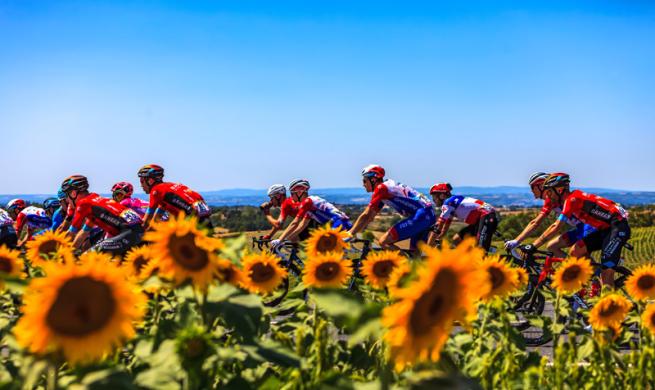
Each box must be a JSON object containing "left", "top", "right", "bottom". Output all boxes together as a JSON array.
[
  {"left": 505, "top": 172, "right": 595, "bottom": 257},
  {"left": 137, "top": 164, "right": 210, "bottom": 230},
  {"left": 7, "top": 199, "right": 51, "bottom": 247},
  {"left": 272, "top": 179, "right": 351, "bottom": 246},
  {"left": 50, "top": 189, "right": 68, "bottom": 231},
  {"left": 427, "top": 183, "right": 499, "bottom": 251},
  {"left": 31, "top": 197, "right": 63, "bottom": 237},
  {"left": 62, "top": 175, "right": 144, "bottom": 255},
  {"left": 259, "top": 184, "right": 308, "bottom": 240},
  {"left": 112, "top": 181, "right": 149, "bottom": 217},
  {"left": 0, "top": 208, "right": 18, "bottom": 248},
  {"left": 530, "top": 173, "right": 630, "bottom": 288},
  {"left": 348, "top": 165, "right": 435, "bottom": 252}
]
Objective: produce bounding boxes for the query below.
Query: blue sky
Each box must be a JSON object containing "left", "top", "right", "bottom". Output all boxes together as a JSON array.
[{"left": 1, "top": 1, "right": 654, "bottom": 194}]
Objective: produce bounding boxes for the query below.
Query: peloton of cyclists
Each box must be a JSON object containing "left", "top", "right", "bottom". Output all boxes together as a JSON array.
[
  {"left": 348, "top": 165, "right": 436, "bottom": 252},
  {"left": 505, "top": 172, "right": 596, "bottom": 258},
  {"left": 112, "top": 181, "right": 149, "bottom": 218},
  {"left": 427, "top": 183, "right": 499, "bottom": 251},
  {"left": 259, "top": 184, "right": 314, "bottom": 240},
  {"left": 272, "top": 179, "right": 351, "bottom": 247},
  {"left": 61, "top": 175, "right": 144, "bottom": 255},
  {"left": 6, "top": 198, "right": 51, "bottom": 247},
  {"left": 0, "top": 207, "right": 18, "bottom": 248},
  {"left": 138, "top": 164, "right": 210, "bottom": 230},
  {"left": 529, "top": 173, "right": 631, "bottom": 288}
]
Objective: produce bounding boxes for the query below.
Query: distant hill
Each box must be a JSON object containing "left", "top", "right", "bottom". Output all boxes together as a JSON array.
[{"left": 3, "top": 186, "right": 654, "bottom": 208}]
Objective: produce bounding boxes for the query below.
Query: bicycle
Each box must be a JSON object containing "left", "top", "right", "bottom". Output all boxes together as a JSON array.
[{"left": 251, "top": 237, "right": 305, "bottom": 308}]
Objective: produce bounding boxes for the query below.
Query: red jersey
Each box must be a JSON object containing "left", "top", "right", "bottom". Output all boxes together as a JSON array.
[
  {"left": 69, "top": 193, "right": 142, "bottom": 236},
  {"left": 559, "top": 190, "right": 627, "bottom": 230},
  {"left": 279, "top": 197, "right": 299, "bottom": 221},
  {"left": 147, "top": 182, "right": 210, "bottom": 218}
]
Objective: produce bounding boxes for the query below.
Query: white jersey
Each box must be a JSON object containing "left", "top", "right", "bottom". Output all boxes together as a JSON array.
[{"left": 0, "top": 209, "right": 12, "bottom": 227}]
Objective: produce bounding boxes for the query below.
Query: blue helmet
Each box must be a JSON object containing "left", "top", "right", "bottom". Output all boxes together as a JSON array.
[
  {"left": 57, "top": 188, "right": 67, "bottom": 200},
  {"left": 44, "top": 198, "right": 60, "bottom": 210}
]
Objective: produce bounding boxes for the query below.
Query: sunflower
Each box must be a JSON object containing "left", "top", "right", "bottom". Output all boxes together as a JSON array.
[
  {"left": 588, "top": 294, "right": 632, "bottom": 331},
  {"left": 625, "top": 264, "right": 655, "bottom": 301},
  {"left": 215, "top": 258, "right": 244, "bottom": 287},
  {"left": 304, "top": 224, "right": 350, "bottom": 257},
  {"left": 551, "top": 257, "right": 594, "bottom": 295},
  {"left": 122, "top": 246, "right": 154, "bottom": 280},
  {"left": 303, "top": 252, "right": 353, "bottom": 288},
  {"left": 514, "top": 267, "right": 529, "bottom": 288},
  {"left": 13, "top": 256, "right": 147, "bottom": 364},
  {"left": 361, "top": 250, "right": 407, "bottom": 289},
  {"left": 479, "top": 256, "right": 519, "bottom": 301},
  {"left": 641, "top": 304, "right": 655, "bottom": 335},
  {"left": 382, "top": 239, "right": 489, "bottom": 371},
  {"left": 25, "top": 230, "right": 75, "bottom": 266},
  {"left": 240, "top": 252, "right": 287, "bottom": 294},
  {"left": 387, "top": 261, "right": 413, "bottom": 298},
  {"left": 0, "top": 246, "right": 23, "bottom": 284},
  {"left": 145, "top": 214, "right": 223, "bottom": 289}
]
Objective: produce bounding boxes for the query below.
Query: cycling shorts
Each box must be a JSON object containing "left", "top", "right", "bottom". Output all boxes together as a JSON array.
[
  {"left": 331, "top": 218, "right": 352, "bottom": 231},
  {"left": 582, "top": 219, "right": 631, "bottom": 270},
  {"left": 91, "top": 225, "right": 144, "bottom": 256},
  {"left": 389, "top": 206, "right": 437, "bottom": 249},
  {"left": 564, "top": 224, "right": 596, "bottom": 245}
]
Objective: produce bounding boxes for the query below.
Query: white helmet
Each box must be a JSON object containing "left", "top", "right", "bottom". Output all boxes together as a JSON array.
[
  {"left": 289, "top": 179, "right": 310, "bottom": 192},
  {"left": 267, "top": 184, "right": 286, "bottom": 197}
]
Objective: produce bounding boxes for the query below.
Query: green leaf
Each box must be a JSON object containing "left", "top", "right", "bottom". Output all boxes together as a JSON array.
[
  {"left": 1, "top": 277, "right": 27, "bottom": 294},
  {"left": 207, "top": 283, "right": 239, "bottom": 302},
  {"left": 141, "top": 275, "right": 165, "bottom": 291},
  {"left": 348, "top": 319, "right": 383, "bottom": 347},
  {"left": 69, "top": 368, "right": 137, "bottom": 390},
  {"left": 23, "top": 359, "right": 48, "bottom": 390},
  {"left": 243, "top": 340, "right": 301, "bottom": 368},
  {"left": 205, "top": 294, "right": 263, "bottom": 342},
  {"left": 221, "top": 235, "right": 248, "bottom": 264},
  {"left": 134, "top": 340, "right": 182, "bottom": 389},
  {"left": 311, "top": 289, "right": 364, "bottom": 319}
]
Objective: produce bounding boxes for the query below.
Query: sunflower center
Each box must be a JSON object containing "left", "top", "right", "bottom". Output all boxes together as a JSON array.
[
  {"left": 649, "top": 312, "right": 655, "bottom": 328},
  {"left": 488, "top": 267, "right": 505, "bottom": 290},
  {"left": 168, "top": 233, "right": 209, "bottom": 271},
  {"left": 599, "top": 302, "right": 620, "bottom": 318},
  {"left": 46, "top": 277, "right": 116, "bottom": 337},
  {"left": 217, "top": 265, "right": 235, "bottom": 282},
  {"left": 562, "top": 265, "right": 581, "bottom": 282},
  {"left": 0, "top": 257, "right": 13, "bottom": 274},
  {"left": 251, "top": 263, "right": 275, "bottom": 283},
  {"left": 38, "top": 240, "right": 59, "bottom": 257},
  {"left": 372, "top": 260, "right": 395, "bottom": 278},
  {"left": 408, "top": 268, "right": 456, "bottom": 337},
  {"left": 637, "top": 275, "right": 655, "bottom": 291},
  {"left": 316, "top": 234, "right": 338, "bottom": 253},
  {"left": 316, "top": 262, "right": 340, "bottom": 281},
  {"left": 133, "top": 256, "right": 149, "bottom": 273}
]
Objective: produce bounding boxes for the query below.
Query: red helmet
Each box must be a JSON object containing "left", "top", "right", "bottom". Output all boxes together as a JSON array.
[
  {"left": 361, "top": 164, "right": 385, "bottom": 179},
  {"left": 111, "top": 182, "right": 134, "bottom": 197},
  {"left": 430, "top": 183, "right": 453, "bottom": 194},
  {"left": 6, "top": 198, "right": 26, "bottom": 212}
]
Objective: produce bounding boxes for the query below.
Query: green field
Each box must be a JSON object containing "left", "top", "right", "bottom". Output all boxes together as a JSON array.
[{"left": 623, "top": 226, "right": 655, "bottom": 267}]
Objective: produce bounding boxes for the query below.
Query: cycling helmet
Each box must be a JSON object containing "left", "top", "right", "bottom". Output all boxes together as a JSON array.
[
  {"left": 6, "top": 199, "right": 26, "bottom": 212},
  {"left": 112, "top": 181, "right": 134, "bottom": 197},
  {"left": 289, "top": 179, "right": 310, "bottom": 192},
  {"left": 528, "top": 172, "right": 550, "bottom": 186},
  {"left": 361, "top": 164, "right": 386, "bottom": 179},
  {"left": 61, "top": 175, "right": 89, "bottom": 193},
  {"left": 57, "top": 188, "right": 67, "bottom": 200},
  {"left": 429, "top": 183, "right": 453, "bottom": 194},
  {"left": 267, "top": 184, "right": 286, "bottom": 197},
  {"left": 138, "top": 164, "right": 164, "bottom": 179},
  {"left": 543, "top": 173, "right": 571, "bottom": 189},
  {"left": 43, "top": 198, "right": 60, "bottom": 210}
]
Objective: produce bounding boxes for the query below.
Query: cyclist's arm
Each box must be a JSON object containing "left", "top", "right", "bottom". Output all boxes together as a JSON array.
[
  {"left": 142, "top": 206, "right": 160, "bottom": 230},
  {"left": 72, "top": 226, "right": 92, "bottom": 250},
  {"left": 532, "top": 217, "right": 567, "bottom": 248},
  {"left": 284, "top": 217, "right": 311, "bottom": 242},
  {"left": 278, "top": 216, "right": 304, "bottom": 242},
  {"left": 348, "top": 205, "right": 378, "bottom": 236},
  {"left": 513, "top": 212, "right": 549, "bottom": 243},
  {"left": 435, "top": 219, "right": 452, "bottom": 242}
]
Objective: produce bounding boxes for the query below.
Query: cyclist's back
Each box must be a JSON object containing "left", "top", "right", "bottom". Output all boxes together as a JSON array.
[
  {"left": 148, "top": 182, "right": 210, "bottom": 219},
  {"left": 298, "top": 195, "right": 351, "bottom": 230},
  {"left": 16, "top": 205, "right": 52, "bottom": 239}
]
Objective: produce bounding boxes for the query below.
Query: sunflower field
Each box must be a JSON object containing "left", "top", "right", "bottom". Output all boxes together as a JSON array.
[{"left": 1, "top": 216, "right": 655, "bottom": 389}]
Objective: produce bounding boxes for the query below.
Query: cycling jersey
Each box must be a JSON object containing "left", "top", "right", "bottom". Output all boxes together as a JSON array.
[
  {"left": 369, "top": 179, "right": 433, "bottom": 217},
  {"left": 542, "top": 196, "right": 596, "bottom": 238},
  {"left": 147, "top": 182, "right": 210, "bottom": 218},
  {"left": 0, "top": 209, "right": 13, "bottom": 228},
  {"left": 439, "top": 196, "right": 495, "bottom": 225},
  {"left": 69, "top": 193, "right": 142, "bottom": 236},
  {"left": 15, "top": 206, "right": 52, "bottom": 235},
  {"left": 50, "top": 207, "right": 66, "bottom": 230},
  {"left": 557, "top": 190, "right": 627, "bottom": 230},
  {"left": 120, "top": 197, "right": 149, "bottom": 217},
  {"left": 298, "top": 196, "right": 350, "bottom": 226},
  {"left": 279, "top": 197, "right": 299, "bottom": 220}
]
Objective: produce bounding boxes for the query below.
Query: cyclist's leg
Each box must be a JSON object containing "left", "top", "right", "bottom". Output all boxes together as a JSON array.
[
  {"left": 453, "top": 224, "right": 476, "bottom": 246},
  {"left": 476, "top": 212, "right": 498, "bottom": 251},
  {"left": 331, "top": 218, "right": 352, "bottom": 231},
  {"left": 546, "top": 225, "right": 581, "bottom": 258},
  {"left": 383, "top": 208, "right": 435, "bottom": 251},
  {"left": 408, "top": 208, "right": 437, "bottom": 250},
  {"left": 0, "top": 226, "right": 18, "bottom": 249},
  {"left": 92, "top": 225, "right": 144, "bottom": 257},
  {"left": 599, "top": 220, "right": 631, "bottom": 288}
]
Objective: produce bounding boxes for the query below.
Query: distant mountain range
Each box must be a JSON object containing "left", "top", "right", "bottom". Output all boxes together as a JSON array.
[{"left": 2, "top": 186, "right": 655, "bottom": 208}]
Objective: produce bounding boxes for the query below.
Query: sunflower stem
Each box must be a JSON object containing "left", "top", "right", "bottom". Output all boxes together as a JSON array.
[
  {"left": 47, "top": 360, "right": 58, "bottom": 390},
  {"left": 553, "top": 292, "right": 562, "bottom": 351}
]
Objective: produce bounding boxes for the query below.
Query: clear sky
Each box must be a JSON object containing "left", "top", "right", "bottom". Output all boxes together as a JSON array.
[{"left": 1, "top": 0, "right": 654, "bottom": 194}]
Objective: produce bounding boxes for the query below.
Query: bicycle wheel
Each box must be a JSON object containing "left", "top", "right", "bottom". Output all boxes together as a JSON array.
[{"left": 511, "top": 281, "right": 546, "bottom": 331}]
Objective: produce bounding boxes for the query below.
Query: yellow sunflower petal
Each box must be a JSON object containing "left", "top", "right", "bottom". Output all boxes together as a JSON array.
[
  {"left": 625, "top": 264, "right": 655, "bottom": 301},
  {"left": 240, "top": 252, "right": 287, "bottom": 295},
  {"left": 0, "top": 245, "right": 24, "bottom": 284},
  {"left": 25, "top": 230, "right": 75, "bottom": 267},
  {"left": 361, "top": 250, "right": 407, "bottom": 290},
  {"left": 551, "top": 257, "right": 594, "bottom": 295},
  {"left": 480, "top": 256, "right": 519, "bottom": 301},
  {"left": 641, "top": 304, "right": 655, "bottom": 335},
  {"left": 588, "top": 293, "right": 632, "bottom": 331}
]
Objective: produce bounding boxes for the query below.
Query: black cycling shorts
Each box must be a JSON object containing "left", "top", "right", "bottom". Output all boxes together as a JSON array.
[
  {"left": 92, "top": 225, "right": 144, "bottom": 257},
  {"left": 457, "top": 212, "right": 499, "bottom": 251},
  {"left": 0, "top": 226, "right": 18, "bottom": 249},
  {"left": 581, "top": 219, "right": 630, "bottom": 269}
]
